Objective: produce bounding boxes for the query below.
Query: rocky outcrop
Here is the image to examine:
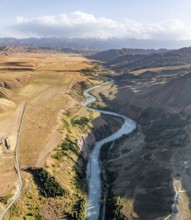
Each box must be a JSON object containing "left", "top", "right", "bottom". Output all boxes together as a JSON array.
[
  {"left": 78, "top": 131, "right": 96, "bottom": 159},
  {"left": 78, "top": 123, "right": 122, "bottom": 160},
  {"left": 96, "top": 74, "right": 191, "bottom": 219}
]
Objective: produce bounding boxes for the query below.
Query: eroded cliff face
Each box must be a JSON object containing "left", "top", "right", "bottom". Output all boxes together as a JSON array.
[
  {"left": 78, "top": 131, "right": 96, "bottom": 159},
  {"left": 84, "top": 50, "right": 191, "bottom": 219},
  {"left": 100, "top": 102, "right": 191, "bottom": 220},
  {"left": 78, "top": 122, "right": 123, "bottom": 161},
  {"left": 89, "top": 71, "right": 191, "bottom": 220}
]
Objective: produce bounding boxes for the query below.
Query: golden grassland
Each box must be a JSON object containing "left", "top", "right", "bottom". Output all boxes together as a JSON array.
[
  {"left": 0, "top": 49, "right": 133, "bottom": 219},
  {"left": 0, "top": 50, "right": 107, "bottom": 218},
  {"left": 130, "top": 64, "right": 191, "bottom": 75},
  {"left": 0, "top": 49, "right": 121, "bottom": 220}
]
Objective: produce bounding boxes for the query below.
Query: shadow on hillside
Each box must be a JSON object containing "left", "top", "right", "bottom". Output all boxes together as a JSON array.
[
  {"left": 73, "top": 112, "right": 124, "bottom": 192},
  {"left": 97, "top": 72, "right": 191, "bottom": 220}
]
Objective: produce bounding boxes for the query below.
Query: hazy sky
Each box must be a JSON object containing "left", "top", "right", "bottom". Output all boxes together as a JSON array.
[{"left": 1, "top": 0, "right": 191, "bottom": 40}]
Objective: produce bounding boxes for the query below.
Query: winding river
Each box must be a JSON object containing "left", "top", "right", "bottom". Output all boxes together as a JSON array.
[{"left": 84, "top": 79, "right": 136, "bottom": 220}]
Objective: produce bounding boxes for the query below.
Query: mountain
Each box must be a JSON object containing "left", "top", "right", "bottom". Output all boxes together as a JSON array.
[
  {"left": 139, "top": 73, "right": 191, "bottom": 108},
  {"left": 94, "top": 49, "right": 191, "bottom": 220},
  {"left": 89, "top": 47, "right": 191, "bottom": 75},
  {"left": 88, "top": 48, "right": 156, "bottom": 62},
  {"left": 120, "top": 47, "right": 191, "bottom": 71},
  {"left": 0, "top": 37, "right": 191, "bottom": 51},
  {"left": 85, "top": 44, "right": 191, "bottom": 219}
]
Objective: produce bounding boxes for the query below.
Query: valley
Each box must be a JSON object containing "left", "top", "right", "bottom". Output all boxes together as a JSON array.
[
  {"left": 0, "top": 47, "right": 123, "bottom": 220},
  {"left": 90, "top": 47, "right": 191, "bottom": 219},
  {"left": 1, "top": 1, "right": 191, "bottom": 220},
  {"left": 0, "top": 45, "right": 191, "bottom": 220},
  {"left": 84, "top": 80, "right": 136, "bottom": 220}
]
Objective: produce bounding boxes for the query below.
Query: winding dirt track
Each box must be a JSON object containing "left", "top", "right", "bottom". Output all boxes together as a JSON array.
[{"left": 0, "top": 102, "right": 27, "bottom": 220}]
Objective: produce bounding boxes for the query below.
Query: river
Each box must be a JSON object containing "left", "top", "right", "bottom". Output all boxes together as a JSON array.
[{"left": 84, "top": 79, "right": 136, "bottom": 220}]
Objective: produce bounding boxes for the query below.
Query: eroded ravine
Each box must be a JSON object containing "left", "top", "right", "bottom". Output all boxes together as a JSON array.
[{"left": 84, "top": 79, "right": 136, "bottom": 220}]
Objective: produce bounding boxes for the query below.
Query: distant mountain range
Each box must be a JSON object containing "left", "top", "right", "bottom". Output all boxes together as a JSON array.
[
  {"left": 89, "top": 46, "right": 191, "bottom": 72},
  {"left": 88, "top": 48, "right": 160, "bottom": 62},
  {"left": 0, "top": 37, "right": 191, "bottom": 51}
]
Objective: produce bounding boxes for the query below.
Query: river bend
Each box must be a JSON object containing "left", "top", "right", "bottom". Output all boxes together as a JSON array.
[{"left": 84, "top": 80, "right": 136, "bottom": 220}]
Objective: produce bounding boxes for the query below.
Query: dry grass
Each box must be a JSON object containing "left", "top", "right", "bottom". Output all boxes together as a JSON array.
[
  {"left": 130, "top": 64, "right": 191, "bottom": 75},
  {"left": 0, "top": 50, "right": 130, "bottom": 219},
  {"left": 0, "top": 51, "right": 94, "bottom": 197}
]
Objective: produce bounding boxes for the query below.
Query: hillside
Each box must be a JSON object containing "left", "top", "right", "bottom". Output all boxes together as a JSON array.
[
  {"left": 120, "top": 47, "right": 191, "bottom": 71},
  {"left": 112, "top": 72, "right": 191, "bottom": 110},
  {"left": 89, "top": 47, "right": 191, "bottom": 77},
  {"left": 2, "top": 44, "right": 191, "bottom": 220},
  {"left": 88, "top": 48, "right": 156, "bottom": 62},
  {"left": 138, "top": 73, "right": 191, "bottom": 108},
  {"left": 91, "top": 48, "right": 191, "bottom": 220},
  {"left": 0, "top": 48, "right": 125, "bottom": 220}
]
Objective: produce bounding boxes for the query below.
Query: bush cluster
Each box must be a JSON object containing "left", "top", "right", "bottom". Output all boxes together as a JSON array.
[
  {"left": 70, "top": 199, "right": 86, "bottom": 220},
  {"left": 31, "top": 168, "right": 66, "bottom": 198}
]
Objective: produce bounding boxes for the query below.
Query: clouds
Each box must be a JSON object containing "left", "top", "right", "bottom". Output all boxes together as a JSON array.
[
  {"left": 147, "top": 19, "right": 191, "bottom": 41},
  {"left": 11, "top": 11, "right": 191, "bottom": 40},
  {"left": 13, "top": 12, "right": 128, "bottom": 39}
]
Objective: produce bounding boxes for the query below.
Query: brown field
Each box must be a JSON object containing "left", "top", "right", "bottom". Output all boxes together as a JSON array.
[
  {"left": 0, "top": 50, "right": 96, "bottom": 198},
  {"left": 130, "top": 64, "right": 191, "bottom": 75},
  {"left": 0, "top": 49, "right": 123, "bottom": 219}
]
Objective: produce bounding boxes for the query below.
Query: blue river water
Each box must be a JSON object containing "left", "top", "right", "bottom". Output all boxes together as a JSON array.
[{"left": 84, "top": 80, "right": 136, "bottom": 220}]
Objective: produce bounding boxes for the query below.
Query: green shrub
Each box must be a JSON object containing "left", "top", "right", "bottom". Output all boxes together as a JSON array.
[
  {"left": 52, "top": 151, "right": 63, "bottom": 160},
  {"left": 52, "top": 136, "right": 80, "bottom": 161},
  {"left": 0, "top": 194, "right": 13, "bottom": 204},
  {"left": 61, "top": 136, "right": 80, "bottom": 156},
  {"left": 105, "top": 193, "right": 125, "bottom": 220},
  {"left": 30, "top": 168, "right": 66, "bottom": 198},
  {"left": 62, "top": 119, "right": 71, "bottom": 133},
  {"left": 70, "top": 198, "right": 86, "bottom": 220},
  {"left": 70, "top": 115, "right": 79, "bottom": 126}
]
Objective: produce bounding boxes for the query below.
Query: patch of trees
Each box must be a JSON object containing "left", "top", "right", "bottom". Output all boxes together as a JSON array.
[
  {"left": 75, "top": 117, "right": 89, "bottom": 126},
  {"left": 62, "top": 118, "right": 71, "bottom": 133},
  {"left": 52, "top": 136, "right": 80, "bottom": 161},
  {"left": 0, "top": 194, "right": 13, "bottom": 204},
  {"left": 70, "top": 115, "right": 79, "bottom": 126},
  {"left": 69, "top": 198, "right": 86, "bottom": 220},
  {"left": 30, "top": 168, "right": 66, "bottom": 198},
  {"left": 24, "top": 213, "right": 42, "bottom": 220},
  {"left": 70, "top": 116, "right": 90, "bottom": 129},
  {"left": 61, "top": 136, "right": 80, "bottom": 156},
  {"left": 105, "top": 192, "right": 125, "bottom": 220}
]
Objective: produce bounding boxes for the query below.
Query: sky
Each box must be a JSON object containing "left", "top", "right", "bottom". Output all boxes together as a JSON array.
[{"left": 1, "top": 0, "right": 191, "bottom": 41}]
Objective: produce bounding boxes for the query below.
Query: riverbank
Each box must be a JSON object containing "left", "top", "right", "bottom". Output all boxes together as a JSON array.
[
  {"left": 90, "top": 71, "right": 191, "bottom": 219},
  {"left": 84, "top": 80, "right": 136, "bottom": 220}
]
